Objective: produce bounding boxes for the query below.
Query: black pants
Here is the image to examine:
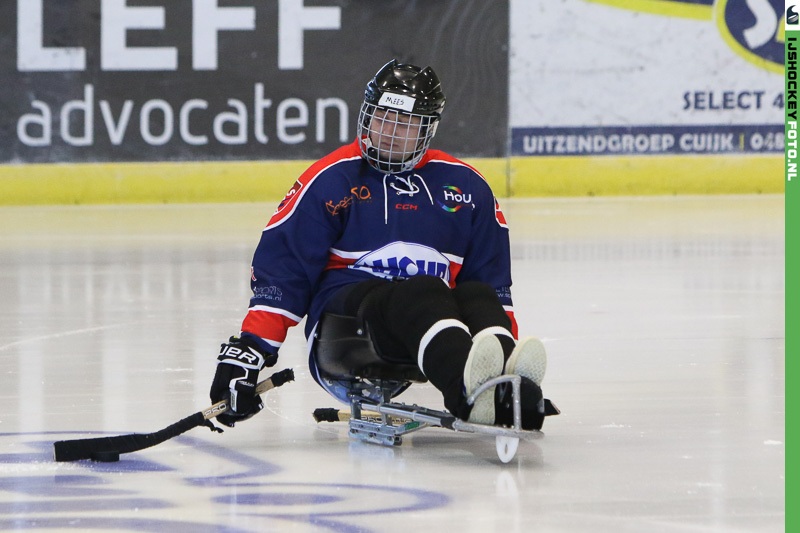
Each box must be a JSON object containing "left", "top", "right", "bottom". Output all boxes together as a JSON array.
[{"left": 323, "top": 275, "right": 515, "bottom": 418}]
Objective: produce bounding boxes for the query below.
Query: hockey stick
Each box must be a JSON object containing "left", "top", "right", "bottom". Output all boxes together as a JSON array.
[
  {"left": 312, "top": 407, "right": 407, "bottom": 425},
  {"left": 53, "top": 368, "right": 295, "bottom": 462}
]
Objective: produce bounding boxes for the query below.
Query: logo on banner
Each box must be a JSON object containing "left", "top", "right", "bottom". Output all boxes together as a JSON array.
[
  {"left": 789, "top": 4, "right": 799, "bottom": 24},
  {"left": 716, "top": 0, "right": 783, "bottom": 72},
  {"left": 591, "top": 0, "right": 783, "bottom": 73}
]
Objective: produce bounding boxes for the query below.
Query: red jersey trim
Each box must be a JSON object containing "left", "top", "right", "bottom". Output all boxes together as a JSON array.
[
  {"left": 267, "top": 141, "right": 363, "bottom": 230},
  {"left": 505, "top": 310, "right": 519, "bottom": 339},
  {"left": 241, "top": 309, "right": 300, "bottom": 345}
]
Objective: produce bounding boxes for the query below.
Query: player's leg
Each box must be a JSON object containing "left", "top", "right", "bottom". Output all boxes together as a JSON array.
[
  {"left": 451, "top": 281, "right": 548, "bottom": 429},
  {"left": 345, "top": 276, "right": 504, "bottom": 423},
  {"left": 451, "top": 281, "right": 516, "bottom": 359}
]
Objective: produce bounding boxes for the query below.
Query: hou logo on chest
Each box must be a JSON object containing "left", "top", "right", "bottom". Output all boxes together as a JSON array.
[{"left": 350, "top": 242, "right": 452, "bottom": 282}]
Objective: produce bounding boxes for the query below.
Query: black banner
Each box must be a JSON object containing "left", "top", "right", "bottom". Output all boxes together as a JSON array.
[{"left": 1, "top": 0, "right": 508, "bottom": 163}]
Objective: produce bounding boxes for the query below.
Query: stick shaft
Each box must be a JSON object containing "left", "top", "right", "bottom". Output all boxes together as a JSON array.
[
  {"left": 313, "top": 408, "right": 407, "bottom": 425},
  {"left": 201, "top": 377, "right": 276, "bottom": 420}
]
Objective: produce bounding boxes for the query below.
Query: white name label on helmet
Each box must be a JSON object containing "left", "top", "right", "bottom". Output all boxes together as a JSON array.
[{"left": 378, "top": 93, "right": 416, "bottom": 112}]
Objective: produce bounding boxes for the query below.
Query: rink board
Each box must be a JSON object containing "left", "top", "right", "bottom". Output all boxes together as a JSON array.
[{"left": 0, "top": 155, "right": 782, "bottom": 205}]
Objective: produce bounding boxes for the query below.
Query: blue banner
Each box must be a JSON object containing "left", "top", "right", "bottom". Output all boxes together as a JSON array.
[{"left": 511, "top": 124, "right": 784, "bottom": 156}]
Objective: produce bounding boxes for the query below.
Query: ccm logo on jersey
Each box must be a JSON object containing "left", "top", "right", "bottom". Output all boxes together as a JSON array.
[{"left": 351, "top": 242, "right": 452, "bottom": 282}]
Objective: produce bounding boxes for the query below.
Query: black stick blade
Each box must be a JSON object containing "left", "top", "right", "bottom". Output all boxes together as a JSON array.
[
  {"left": 53, "top": 368, "right": 295, "bottom": 462},
  {"left": 53, "top": 411, "right": 205, "bottom": 462},
  {"left": 312, "top": 408, "right": 342, "bottom": 423}
]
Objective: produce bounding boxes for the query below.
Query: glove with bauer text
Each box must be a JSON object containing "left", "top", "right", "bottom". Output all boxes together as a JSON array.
[{"left": 210, "top": 335, "right": 278, "bottom": 427}]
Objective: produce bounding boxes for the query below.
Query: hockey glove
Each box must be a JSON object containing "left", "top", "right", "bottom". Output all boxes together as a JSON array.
[{"left": 210, "top": 335, "right": 278, "bottom": 427}]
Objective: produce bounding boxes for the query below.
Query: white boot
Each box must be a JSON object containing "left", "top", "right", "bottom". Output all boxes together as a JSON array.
[
  {"left": 505, "top": 337, "right": 547, "bottom": 385},
  {"left": 463, "top": 334, "right": 504, "bottom": 424}
]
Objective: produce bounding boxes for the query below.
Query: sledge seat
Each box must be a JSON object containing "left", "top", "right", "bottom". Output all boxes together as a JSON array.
[{"left": 314, "top": 313, "right": 427, "bottom": 383}]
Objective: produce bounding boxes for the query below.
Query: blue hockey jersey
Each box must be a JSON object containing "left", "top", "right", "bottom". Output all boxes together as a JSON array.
[{"left": 241, "top": 139, "right": 517, "bottom": 358}]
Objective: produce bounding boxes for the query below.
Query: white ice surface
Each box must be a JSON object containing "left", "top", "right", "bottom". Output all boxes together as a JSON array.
[{"left": 0, "top": 196, "right": 784, "bottom": 532}]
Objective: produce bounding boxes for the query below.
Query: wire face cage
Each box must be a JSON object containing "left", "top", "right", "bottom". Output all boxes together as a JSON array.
[{"left": 357, "top": 101, "right": 439, "bottom": 174}]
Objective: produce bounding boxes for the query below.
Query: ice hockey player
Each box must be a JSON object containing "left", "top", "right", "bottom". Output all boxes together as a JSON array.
[{"left": 210, "top": 59, "right": 548, "bottom": 430}]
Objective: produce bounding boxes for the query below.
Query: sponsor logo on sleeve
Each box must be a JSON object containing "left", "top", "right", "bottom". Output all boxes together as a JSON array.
[
  {"left": 274, "top": 180, "right": 303, "bottom": 215},
  {"left": 494, "top": 198, "right": 508, "bottom": 228}
]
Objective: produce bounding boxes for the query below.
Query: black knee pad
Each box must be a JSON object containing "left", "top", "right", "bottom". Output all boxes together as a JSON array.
[
  {"left": 387, "top": 276, "right": 461, "bottom": 324},
  {"left": 452, "top": 280, "right": 498, "bottom": 301},
  {"left": 326, "top": 278, "right": 390, "bottom": 316},
  {"left": 356, "top": 275, "right": 462, "bottom": 362},
  {"left": 452, "top": 281, "right": 512, "bottom": 332}
]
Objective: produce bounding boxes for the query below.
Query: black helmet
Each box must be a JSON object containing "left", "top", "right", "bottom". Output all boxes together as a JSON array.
[
  {"left": 364, "top": 60, "right": 446, "bottom": 117},
  {"left": 357, "top": 60, "right": 446, "bottom": 173}
]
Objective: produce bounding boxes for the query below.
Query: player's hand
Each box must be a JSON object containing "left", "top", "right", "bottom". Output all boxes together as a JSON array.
[{"left": 210, "top": 335, "right": 277, "bottom": 427}]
